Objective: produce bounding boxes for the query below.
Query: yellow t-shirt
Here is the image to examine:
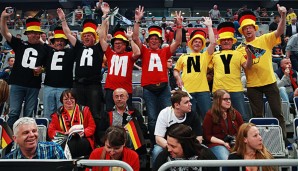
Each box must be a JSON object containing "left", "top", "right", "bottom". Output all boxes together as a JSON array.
[
  {"left": 174, "top": 51, "right": 212, "bottom": 93},
  {"left": 236, "top": 32, "right": 281, "bottom": 87},
  {"left": 286, "top": 13, "right": 297, "bottom": 25},
  {"left": 211, "top": 50, "right": 246, "bottom": 92}
]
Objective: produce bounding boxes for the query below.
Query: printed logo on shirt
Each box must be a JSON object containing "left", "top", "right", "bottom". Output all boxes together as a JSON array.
[
  {"left": 80, "top": 48, "right": 93, "bottom": 66},
  {"left": 109, "top": 55, "right": 128, "bottom": 76},
  {"left": 220, "top": 54, "right": 232, "bottom": 74},
  {"left": 148, "top": 53, "right": 162, "bottom": 71},
  {"left": 51, "top": 51, "right": 65, "bottom": 70},
  {"left": 22, "top": 48, "right": 38, "bottom": 69},
  {"left": 187, "top": 55, "right": 200, "bottom": 73}
]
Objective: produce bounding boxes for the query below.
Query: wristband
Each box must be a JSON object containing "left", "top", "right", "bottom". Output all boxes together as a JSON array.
[
  {"left": 61, "top": 19, "right": 66, "bottom": 22},
  {"left": 134, "top": 20, "right": 141, "bottom": 24}
]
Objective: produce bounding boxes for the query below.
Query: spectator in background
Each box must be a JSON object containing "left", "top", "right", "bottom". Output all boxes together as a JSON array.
[
  {"left": 286, "top": 33, "right": 298, "bottom": 71},
  {"left": 275, "top": 58, "right": 298, "bottom": 104},
  {"left": 260, "top": 8, "right": 270, "bottom": 24},
  {"left": 41, "top": 32, "right": 48, "bottom": 44},
  {"left": 74, "top": 6, "right": 84, "bottom": 23},
  {"left": 5, "top": 117, "right": 66, "bottom": 159},
  {"left": 286, "top": 17, "right": 298, "bottom": 38},
  {"left": 94, "top": 0, "right": 103, "bottom": 24},
  {"left": 167, "top": 58, "right": 177, "bottom": 91},
  {"left": 153, "top": 124, "right": 218, "bottom": 171},
  {"left": 160, "top": 16, "right": 169, "bottom": 30},
  {"left": 203, "top": 89, "right": 244, "bottom": 160},
  {"left": 139, "top": 28, "right": 146, "bottom": 44},
  {"left": 81, "top": 0, "right": 94, "bottom": 19},
  {"left": 269, "top": 15, "right": 281, "bottom": 32},
  {"left": 226, "top": 9, "right": 233, "bottom": 19},
  {"left": 148, "top": 16, "right": 158, "bottom": 26},
  {"left": 209, "top": 4, "right": 221, "bottom": 24},
  {"left": 0, "top": 56, "right": 14, "bottom": 82},
  {"left": 88, "top": 126, "right": 140, "bottom": 171},
  {"left": 165, "top": 27, "right": 174, "bottom": 44},
  {"left": 286, "top": 8, "right": 297, "bottom": 25},
  {"left": 228, "top": 123, "right": 276, "bottom": 171},
  {"left": 253, "top": 7, "right": 261, "bottom": 19},
  {"left": 0, "top": 79, "right": 9, "bottom": 106}
]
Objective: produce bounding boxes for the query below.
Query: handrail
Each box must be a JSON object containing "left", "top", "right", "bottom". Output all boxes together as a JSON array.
[
  {"left": 158, "top": 159, "right": 298, "bottom": 171},
  {"left": 77, "top": 159, "right": 133, "bottom": 171}
]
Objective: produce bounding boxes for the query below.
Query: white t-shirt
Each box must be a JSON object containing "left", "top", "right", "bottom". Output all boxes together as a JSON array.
[{"left": 154, "top": 106, "right": 187, "bottom": 137}]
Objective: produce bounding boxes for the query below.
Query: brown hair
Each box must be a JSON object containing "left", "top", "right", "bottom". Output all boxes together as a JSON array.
[
  {"left": 59, "top": 89, "right": 77, "bottom": 104},
  {"left": 210, "top": 89, "right": 235, "bottom": 123},
  {"left": 0, "top": 79, "right": 9, "bottom": 105},
  {"left": 171, "top": 90, "right": 189, "bottom": 108},
  {"left": 104, "top": 126, "right": 127, "bottom": 147}
]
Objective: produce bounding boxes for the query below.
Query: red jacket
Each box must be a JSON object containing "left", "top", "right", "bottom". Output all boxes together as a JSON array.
[
  {"left": 202, "top": 109, "right": 244, "bottom": 148},
  {"left": 88, "top": 147, "right": 140, "bottom": 171},
  {"left": 48, "top": 106, "right": 96, "bottom": 149}
]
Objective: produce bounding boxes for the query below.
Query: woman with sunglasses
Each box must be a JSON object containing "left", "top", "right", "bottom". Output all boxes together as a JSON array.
[{"left": 202, "top": 89, "right": 244, "bottom": 160}]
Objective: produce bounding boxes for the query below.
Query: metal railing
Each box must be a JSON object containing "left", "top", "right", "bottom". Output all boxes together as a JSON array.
[
  {"left": 158, "top": 159, "right": 298, "bottom": 171},
  {"left": 77, "top": 160, "right": 133, "bottom": 171}
]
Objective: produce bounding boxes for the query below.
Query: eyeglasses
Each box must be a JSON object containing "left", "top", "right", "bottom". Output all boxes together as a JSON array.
[
  {"left": 222, "top": 98, "right": 231, "bottom": 102},
  {"left": 63, "top": 97, "right": 75, "bottom": 101}
]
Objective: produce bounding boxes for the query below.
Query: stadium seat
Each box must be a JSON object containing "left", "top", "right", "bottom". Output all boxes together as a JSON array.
[
  {"left": 293, "top": 97, "right": 298, "bottom": 118},
  {"left": 37, "top": 125, "right": 47, "bottom": 142},
  {"left": 249, "top": 118, "right": 286, "bottom": 157},
  {"left": 35, "top": 118, "right": 49, "bottom": 128},
  {"left": 265, "top": 101, "right": 292, "bottom": 125}
]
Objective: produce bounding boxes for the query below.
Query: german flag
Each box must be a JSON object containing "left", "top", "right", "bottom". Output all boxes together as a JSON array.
[
  {"left": 124, "top": 118, "right": 145, "bottom": 150},
  {"left": 1, "top": 122, "right": 13, "bottom": 149}
]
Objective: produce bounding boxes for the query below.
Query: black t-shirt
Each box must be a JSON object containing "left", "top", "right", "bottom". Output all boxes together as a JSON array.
[
  {"left": 7, "top": 36, "right": 47, "bottom": 88},
  {"left": 74, "top": 40, "right": 104, "bottom": 84},
  {"left": 43, "top": 46, "right": 75, "bottom": 88},
  {"left": 181, "top": 111, "right": 202, "bottom": 136}
]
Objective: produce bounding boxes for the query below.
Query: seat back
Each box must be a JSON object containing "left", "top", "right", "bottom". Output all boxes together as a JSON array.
[
  {"left": 293, "top": 118, "right": 298, "bottom": 140},
  {"left": 293, "top": 97, "right": 298, "bottom": 117},
  {"left": 249, "top": 118, "right": 279, "bottom": 125},
  {"left": 35, "top": 118, "right": 49, "bottom": 127},
  {"left": 256, "top": 125, "right": 286, "bottom": 157},
  {"left": 265, "top": 101, "right": 291, "bottom": 125},
  {"left": 37, "top": 125, "right": 47, "bottom": 142}
]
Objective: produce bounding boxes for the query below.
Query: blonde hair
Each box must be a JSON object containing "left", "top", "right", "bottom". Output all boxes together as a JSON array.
[{"left": 232, "top": 123, "right": 276, "bottom": 171}]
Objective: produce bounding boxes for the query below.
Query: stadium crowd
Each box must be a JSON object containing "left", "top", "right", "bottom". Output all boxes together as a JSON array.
[{"left": 0, "top": 1, "right": 298, "bottom": 171}]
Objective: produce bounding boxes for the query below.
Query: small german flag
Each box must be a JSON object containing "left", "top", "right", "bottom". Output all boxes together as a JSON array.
[
  {"left": 1, "top": 122, "right": 13, "bottom": 149},
  {"left": 124, "top": 118, "right": 145, "bottom": 150}
]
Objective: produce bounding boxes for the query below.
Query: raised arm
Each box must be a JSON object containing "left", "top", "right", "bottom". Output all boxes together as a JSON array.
[
  {"left": 170, "top": 11, "right": 182, "bottom": 54},
  {"left": 57, "top": 8, "right": 76, "bottom": 47},
  {"left": 274, "top": 4, "right": 287, "bottom": 38},
  {"left": 203, "top": 17, "right": 216, "bottom": 55},
  {"left": 97, "top": 13, "right": 110, "bottom": 52},
  {"left": 132, "top": 6, "right": 144, "bottom": 49},
  {"left": 1, "top": 7, "right": 13, "bottom": 42},
  {"left": 125, "top": 27, "right": 140, "bottom": 59}
]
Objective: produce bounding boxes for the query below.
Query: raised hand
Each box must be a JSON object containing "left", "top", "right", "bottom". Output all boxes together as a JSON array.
[
  {"left": 202, "top": 17, "right": 213, "bottom": 27},
  {"left": 135, "top": 6, "right": 144, "bottom": 21},
  {"left": 277, "top": 4, "right": 287, "bottom": 17},
  {"left": 175, "top": 11, "right": 183, "bottom": 26},
  {"left": 125, "top": 27, "right": 133, "bottom": 39},
  {"left": 101, "top": 2, "right": 110, "bottom": 15},
  {"left": 1, "top": 7, "right": 14, "bottom": 18},
  {"left": 57, "top": 8, "right": 66, "bottom": 20}
]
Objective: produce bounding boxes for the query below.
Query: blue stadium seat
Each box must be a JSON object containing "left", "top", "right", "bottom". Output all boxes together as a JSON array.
[{"left": 249, "top": 118, "right": 279, "bottom": 125}]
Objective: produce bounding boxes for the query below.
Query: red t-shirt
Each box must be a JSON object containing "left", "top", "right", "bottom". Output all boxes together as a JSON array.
[
  {"left": 140, "top": 45, "right": 172, "bottom": 87},
  {"left": 104, "top": 46, "right": 135, "bottom": 93},
  {"left": 88, "top": 147, "right": 140, "bottom": 171}
]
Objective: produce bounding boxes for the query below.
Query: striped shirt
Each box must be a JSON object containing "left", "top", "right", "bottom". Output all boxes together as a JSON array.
[{"left": 5, "top": 142, "right": 66, "bottom": 159}]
